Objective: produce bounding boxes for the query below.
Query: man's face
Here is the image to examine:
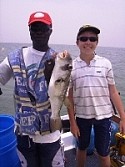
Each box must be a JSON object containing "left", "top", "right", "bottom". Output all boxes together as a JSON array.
[{"left": 29, "top": 22, "right": 52, "bottom": 45}]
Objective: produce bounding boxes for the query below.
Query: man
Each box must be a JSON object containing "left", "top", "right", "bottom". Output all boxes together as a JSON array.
[
  {"left": 67, "top": 24, "right": 125, "bottom": 167},
  {"left": 0, "top": 11, "right": 64, "bottom": 167}
]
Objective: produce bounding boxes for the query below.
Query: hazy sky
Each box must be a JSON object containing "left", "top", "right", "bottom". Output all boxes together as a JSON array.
[{"left": 0, "top": 0, "right": 125, "bottom": 48}]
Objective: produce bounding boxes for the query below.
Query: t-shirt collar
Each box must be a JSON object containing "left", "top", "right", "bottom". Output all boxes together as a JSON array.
[{"left": 76, "top": 54, "right": 99, "bottom": 62}]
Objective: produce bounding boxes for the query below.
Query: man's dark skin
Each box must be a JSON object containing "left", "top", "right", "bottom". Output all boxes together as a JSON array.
[
  {"left": 29, "top": 22, "right": 52, "bottom": 52},
  {"left": 29, "top": 21, "right": 55, "bottom": 85}
]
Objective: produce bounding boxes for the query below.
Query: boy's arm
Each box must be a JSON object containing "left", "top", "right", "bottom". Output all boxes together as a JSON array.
[
  {"left": 67, "top": 87, "right": 80, "bottom": 138},
  {"left": 109, "top": 84, "right": 125, "bottom": 134}
]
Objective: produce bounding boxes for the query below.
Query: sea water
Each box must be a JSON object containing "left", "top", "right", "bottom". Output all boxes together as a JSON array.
[{"left": 0, "top": 42, "right": 125, "bottom": 116}]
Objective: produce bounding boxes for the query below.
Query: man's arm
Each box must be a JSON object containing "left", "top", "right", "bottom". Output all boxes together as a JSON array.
[{"left": 0, "top": 57, "right": 12, "bottom": 85}]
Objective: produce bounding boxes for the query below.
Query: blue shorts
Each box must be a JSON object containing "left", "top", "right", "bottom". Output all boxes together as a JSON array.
[
  {"left": 76, "top": 117, "right": 112, "bottom": 156},
  {"left": 17, "top": 135, "right": 64, "bottom": 167}
]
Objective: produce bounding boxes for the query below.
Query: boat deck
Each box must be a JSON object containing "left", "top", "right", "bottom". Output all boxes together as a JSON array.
[
  {"left": 65, "top": 149, "right": 99, "bottom": 167},
  {"left": 61, "top": 114, "right": 124, "bottom": 167},
  {"left": 61, "top": 115, "right": 100, "bottom": 167}
]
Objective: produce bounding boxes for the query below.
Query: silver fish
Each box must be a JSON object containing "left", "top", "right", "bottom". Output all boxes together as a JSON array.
[{"left": 48, "top": 50, "right": 72, "bottom": 132}]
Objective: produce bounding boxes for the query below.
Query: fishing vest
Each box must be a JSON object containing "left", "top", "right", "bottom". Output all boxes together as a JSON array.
[{"left": 8, "top": 47, "right": 55, "bottom": 135}]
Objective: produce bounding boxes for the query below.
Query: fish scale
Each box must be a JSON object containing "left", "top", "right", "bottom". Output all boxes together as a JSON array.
[{"left": 48, "top": 50, "right": 72, "bottom": 132}]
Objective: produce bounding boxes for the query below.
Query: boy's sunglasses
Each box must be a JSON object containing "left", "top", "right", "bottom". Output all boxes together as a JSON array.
[{"left": 77, "top": 36, "right": 98, "bottom": 42}]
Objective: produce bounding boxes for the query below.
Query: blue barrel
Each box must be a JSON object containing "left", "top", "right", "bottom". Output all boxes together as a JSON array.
[
  {"left": 0, "top": 114, "right": 21, "bottom": 167},
  {"left": 87, "top": 127, "right": 94, "bottom": 155},
  {"left": 110, "top": 121, "right": 119, "bottom": 146}
]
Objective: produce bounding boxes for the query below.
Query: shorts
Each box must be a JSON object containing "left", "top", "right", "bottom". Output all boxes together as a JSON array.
[
  {"left": 17, "top": 135, "right": 64, "bottom": 167},
  {"left": 76, "top": 117, "right": 112, "bottom": 156}
]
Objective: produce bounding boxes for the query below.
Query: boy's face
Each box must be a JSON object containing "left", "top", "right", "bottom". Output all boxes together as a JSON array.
[{"left": 76, "top": 31, "right": 98, "bottom": 55}]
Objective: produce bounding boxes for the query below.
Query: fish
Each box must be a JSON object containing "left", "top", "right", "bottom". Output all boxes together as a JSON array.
[{"left": 48, "top": 50, "right": 72, "bottom": 132}]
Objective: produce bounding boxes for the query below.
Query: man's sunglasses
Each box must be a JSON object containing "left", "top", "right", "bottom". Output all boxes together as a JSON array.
[
  {"left": 77, "top": 36, "right": 98, "bottom": 42},
  {"left": 29, "top": 26, "right": 51, "bottom": 33}
]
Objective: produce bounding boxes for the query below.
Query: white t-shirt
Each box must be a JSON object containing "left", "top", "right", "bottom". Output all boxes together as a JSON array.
[
  {"left": 69, "top": 55, "right": 115, "bottom": 120},
  {"left": 0, "top": 46, "right": 60, "bottom": 143}
]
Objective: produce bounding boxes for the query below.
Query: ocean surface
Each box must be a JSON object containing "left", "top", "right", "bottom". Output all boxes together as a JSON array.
[{"left": 0, "top": 42, "right": 125, "bottom": 116}]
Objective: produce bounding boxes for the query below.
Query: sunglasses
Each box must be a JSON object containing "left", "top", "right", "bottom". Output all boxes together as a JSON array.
[
  {"left": 78, "top": 36, "right": 98, "bottom": 42},
  {"left": 30, "top": 26, "right": 51, "bottom": 33}
]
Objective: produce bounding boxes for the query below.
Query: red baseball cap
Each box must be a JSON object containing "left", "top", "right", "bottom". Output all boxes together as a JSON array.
[{"left": 28, "top": 11, "right": 52, "bottom": 26}]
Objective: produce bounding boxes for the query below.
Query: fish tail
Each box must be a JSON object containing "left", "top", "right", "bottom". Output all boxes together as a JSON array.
[{"left": 50, "top": 117, "right": 62, "bottom": 132}]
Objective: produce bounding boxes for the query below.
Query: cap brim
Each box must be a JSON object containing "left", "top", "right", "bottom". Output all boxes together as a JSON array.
[
  {"left": 28, "top": 19, "right": 51, "bottom": 26},
  {"left": 78, "top": 26, "right": 100, "bottom": 37}
]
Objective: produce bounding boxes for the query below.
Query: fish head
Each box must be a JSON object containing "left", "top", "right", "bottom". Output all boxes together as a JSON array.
[{"left": 56, "top": 50, "right": 72, "bottom": 71}]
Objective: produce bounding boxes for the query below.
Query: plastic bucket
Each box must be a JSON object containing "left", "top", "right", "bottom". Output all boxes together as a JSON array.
[
  {"left": 0, "top": 144, "right": 21, "bottom": 167},
  {"left": 0, "top": 114, "right": 21, "bottom": 167},
  {"left": 0, "top": 114, "right": 16, "bottom": 147}
]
